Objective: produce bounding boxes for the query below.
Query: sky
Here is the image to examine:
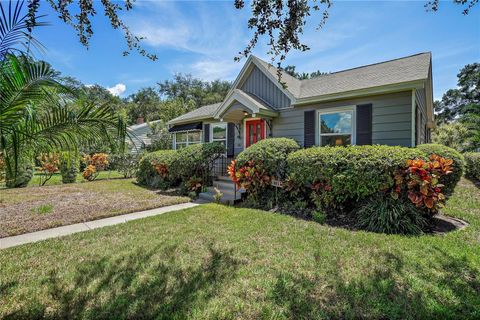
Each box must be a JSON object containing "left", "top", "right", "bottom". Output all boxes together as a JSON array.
[{"left": 31, "top": 0, "right": 480, "bottom": 100}]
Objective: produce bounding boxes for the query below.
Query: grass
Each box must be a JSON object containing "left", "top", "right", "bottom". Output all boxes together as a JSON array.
[
  {"left": 0, "top": 178, "right": 479, "bottom": 319},
  {"left": 0, "top": 177, "right": 190, "bottom": 237},
  {"left": 28, "top": 170, "right": 125, "bottom": 187},
  {"left": 30, "top": 204, "right": 54, "bottom": 215}
]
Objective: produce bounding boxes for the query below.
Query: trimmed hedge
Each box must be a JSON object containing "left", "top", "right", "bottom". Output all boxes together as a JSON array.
[
  {"left": 137, "top": 143, "right": 225, "bottom": 191},
  {"left": 464, "top": 152, "right": 480, "bottom": 180},
  {"left": 286, "top": 145, "right": 426, "bottom": 209},
  {"left": 236, "top": 138, "right": 300, "bottom": 179},
  {"left": 137, "top": 150, "right": 178, "bottom": 189},
  {"left": 417, "top": 144, "right": 464, "bottom": 195},
  {"left": 5, "top": 158, "right": 33, "bottom": 188},
  {"left": 175, "top": 143, "right": 225, "bottom": 179},
  {"left": 60, "top": 156, "right": 79, "bottom": 184}
]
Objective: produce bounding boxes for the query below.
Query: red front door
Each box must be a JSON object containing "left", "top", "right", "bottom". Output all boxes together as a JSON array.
[{"left": 245, "top": 119, "right": 265, "bottom": 147}]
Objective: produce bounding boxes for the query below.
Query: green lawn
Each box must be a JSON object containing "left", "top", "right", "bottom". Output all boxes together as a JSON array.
[
  {"left": 28, "top": 170, "right": 125, "bottom": 187},
  {"left": 1, "top": 179, "right": 479, "bottom": 319}
]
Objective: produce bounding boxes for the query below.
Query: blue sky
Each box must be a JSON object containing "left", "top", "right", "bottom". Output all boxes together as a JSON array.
[{"left": 33, "top": 0, "right": 479, "bottom": 99}]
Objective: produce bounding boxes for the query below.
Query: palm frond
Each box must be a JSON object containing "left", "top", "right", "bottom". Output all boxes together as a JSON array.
[
  {"left": 0, "top": 54, "right": 65, "bottom": 131},
  {"left": 0, "top": 0, "right": 47, "bottom": 58}
]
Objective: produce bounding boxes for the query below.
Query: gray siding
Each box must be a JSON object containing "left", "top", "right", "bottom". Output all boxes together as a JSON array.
[
  {"left": 241, "top": 66, "right": 291, "bottom": 109},
  {"left": 415, "top": 88, "right": 428, "bottom": 144},
  {"left": 271, "top": 91, "right": 413, "bottom": 147}
]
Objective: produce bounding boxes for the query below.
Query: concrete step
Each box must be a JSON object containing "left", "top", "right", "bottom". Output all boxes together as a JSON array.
[
  {"left": 207, "top": 186, "right": 242, "bottom": 198},
  {"left": 198, "top": 190, "right": 238, "bottom": 204},
  {"left": 216, "top": 175, "right": 232, "bottom": 182}
]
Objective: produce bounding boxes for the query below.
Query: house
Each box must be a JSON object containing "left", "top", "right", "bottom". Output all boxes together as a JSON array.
[
  {"left": 167, "top": 52, "right": 434, "bottom": 202},
  {"left": 168, "top": 52, "right": 434, "bottom": 159},
  {"left": 127, "top": 118, "right": 162, "bottom": 154}
]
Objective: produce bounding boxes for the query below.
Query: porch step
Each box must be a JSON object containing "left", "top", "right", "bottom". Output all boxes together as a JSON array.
[{"left": 197, "top": 176, "right": 245, "bottom": 204}]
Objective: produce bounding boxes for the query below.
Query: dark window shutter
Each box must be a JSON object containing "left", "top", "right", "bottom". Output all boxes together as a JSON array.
[
  {"left": 203, "top": 124, "right": 210, "bottom": 143},
  {"left": 356, "top": 104, "right": 372, "bottom": 145},
  {"left": 227, "top": 123, "right": 235, "bottom": 157},
  {"left": 304, "top": 110, "right": 316, "bottom": 148}
]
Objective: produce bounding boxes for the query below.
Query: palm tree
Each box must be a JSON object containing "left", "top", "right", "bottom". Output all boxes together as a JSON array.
[{"left": 0, "top": 1, "right": 128, "bottom": 187}]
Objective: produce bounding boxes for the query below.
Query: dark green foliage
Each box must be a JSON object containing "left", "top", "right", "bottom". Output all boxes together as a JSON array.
[
  {"left": 287, "top": 145, "right": 426, "bottom": 208},
  {"left": 137, "top": 143, "right": 224, "bottom": 191},
  {"left": 417, "top": 144, "right": 465, "bottom": 195},
  {"left": 312, "top": 211, "right": 327, "bottom": 224},
  {"left": 137, "top": 150, "right": 178, "bottom": 189},
  {"left": 109, "top": 153, "right": 139, "bottom": 178},
  {"left": 174, "top": 143, "right": 225, "bottom": 179},
  {"left": 464, "top": 152, "right": 480, "bottom": 180},
  {"left": 236, "top": 138, "right": 300, "bottom": 179},
  {"left": 60, "top": 156, "right": 79, "bottom": 184},
  {"left": 5, "top": 158, "right": 33, "bottom": 188},
  {"left": 357, "top": 194, "right": 427, "bottom": 235}
]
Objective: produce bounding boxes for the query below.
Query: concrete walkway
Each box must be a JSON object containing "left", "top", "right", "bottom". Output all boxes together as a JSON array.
[{"left": 0, "top": 202, "right": 199, "bottom": 250}]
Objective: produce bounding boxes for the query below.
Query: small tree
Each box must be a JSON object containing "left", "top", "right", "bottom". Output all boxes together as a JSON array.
[{"left": 82, "top": 153, "right": 109, "bottom": 181}]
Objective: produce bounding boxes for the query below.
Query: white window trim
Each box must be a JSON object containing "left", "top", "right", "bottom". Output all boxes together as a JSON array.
[
  {"left": 173, "top": 130, "right": 202, "bottom": 150},
  {"left": 317, "top": 106, "right": 357, "bottom": 146},
  {"left": 210, "top": 122, "right": 228, "bottom": 144}
]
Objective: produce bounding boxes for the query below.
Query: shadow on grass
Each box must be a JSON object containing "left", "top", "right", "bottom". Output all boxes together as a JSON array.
[
  {"left": 465, "top": 177, "right": 480, "bottom": 189},
  {"left": 268, "top": 249, "right": 480, "bottom": 319},
  {"left": 4, "top": 244, "right": 241, "bottom": 319}
]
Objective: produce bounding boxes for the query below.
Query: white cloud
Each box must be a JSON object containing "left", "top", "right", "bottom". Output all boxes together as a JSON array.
[
  {"left": 107, "top": 83, "right": 127, "bottom": 96},
  {"left": 188, "top": 59, "right": 242, "bottom": 81}
]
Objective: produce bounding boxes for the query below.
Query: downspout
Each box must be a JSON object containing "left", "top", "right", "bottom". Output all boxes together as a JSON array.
[{"left": 411, "top": 89, "right": 416, "bottom": 147}]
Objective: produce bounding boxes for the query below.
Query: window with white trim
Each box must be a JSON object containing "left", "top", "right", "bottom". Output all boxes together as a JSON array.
[
  {"left": 211, "top": 123, "right": 227, "bottom": 147},
  {"left": 318, "top": 107, "right": 355, "bottom": 146},
  {"left": 174, "top": 130, "right": 202, "bottom": 149}
]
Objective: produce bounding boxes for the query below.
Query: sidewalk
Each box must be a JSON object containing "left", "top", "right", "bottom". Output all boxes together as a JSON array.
[{"left": 0, "top": 202, "right": 199, "bottom": 250}]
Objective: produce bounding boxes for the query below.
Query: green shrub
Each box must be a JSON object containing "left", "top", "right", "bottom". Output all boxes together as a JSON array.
[
  {"left": 235, "top": 138, "right": 300, "bottom": 179},
  {"left": 110, "top": 153, "right": 140, "bottom": 178},
  {"left": 312, "top": 211, "right": 327, "bottom": 224},
  {"left": 137, "top": 150, "right": 179, "bottom": 189},
  {"left": 287, "top": 145, "right": 426, "bottom": 210},
  {"left": 174, "top": 143, "right": 225, "bottom": 180},
  {"left": 417, "top": 144, "right": 464, "bottom": 195},
  {"left": 464, "top": 152, "right": 480, "bottom": 180},
  {"left": 357, "top": 194, "right": 427, "bottom": 235},
  {"left": 60, "top": 156, "right": 79, "bottom": 184},
  {"left": 5, "top": 158, "right": 33, "bottom": 188}
]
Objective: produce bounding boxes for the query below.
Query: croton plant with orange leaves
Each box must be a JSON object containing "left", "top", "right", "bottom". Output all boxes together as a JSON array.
[
  {"left": 152, "top": 161, "right": 169, "bottom": 178},
  {"left": 82, "top": 153, "right": 109, "bottom": 181},
  {"left": 392, "top": 154, "right": 453, "bottom": 212},
  {"left": 228, "top": 159, "right": 271, "bottom": 192}
]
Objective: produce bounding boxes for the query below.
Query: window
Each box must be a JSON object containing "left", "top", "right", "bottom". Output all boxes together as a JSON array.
[
  {"left": 318, "top": 107, "right": 355, "bottom": 146},
  {"left": 174, "top": 130, "right": 202, "bottom": 149},
  {"left": 211, "top": 123, "right": 227, "bottom": 147}
]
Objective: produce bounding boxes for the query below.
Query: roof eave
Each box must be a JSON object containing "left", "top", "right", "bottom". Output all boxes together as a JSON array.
[
  {"left": 293, "top": 80, "right": 427, "bottom": 106},
  {"left": 167, "top": 115, "right": 213, "bottom": 126}
]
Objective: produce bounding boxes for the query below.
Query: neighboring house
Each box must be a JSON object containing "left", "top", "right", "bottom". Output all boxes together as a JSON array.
[
  {"left": 168, "top": 52, "right": 434, "bottom": 158},
  {"left": 127, "top": 118, "right": 162, "bottom": 154}
]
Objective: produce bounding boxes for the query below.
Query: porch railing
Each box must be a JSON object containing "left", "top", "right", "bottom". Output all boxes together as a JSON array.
[{"left": 211, "top": 154, "right": 234, "bottom": 177}]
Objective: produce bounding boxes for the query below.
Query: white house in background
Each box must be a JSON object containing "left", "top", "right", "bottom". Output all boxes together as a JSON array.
[{"left": 127, "top": 118, "right": 162, "bottom": 154}]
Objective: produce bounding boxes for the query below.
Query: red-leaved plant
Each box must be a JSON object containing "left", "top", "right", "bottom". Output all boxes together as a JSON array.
[
  {"left": 392, "top": 154, "right": 453, "bottom": 212},
  {"left": 228, "top": 159, "right": 271, "bottom": 192},
  {"left": 152, "top": 161, "right": 169, "bottom": 178}
]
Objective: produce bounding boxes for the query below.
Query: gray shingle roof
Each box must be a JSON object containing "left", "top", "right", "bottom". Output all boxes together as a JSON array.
[
  {"left": 298, "top": 52, "right": 431, "bottom": 99},
  {"left": 253, "top": 52, "right": 431, "bottom": 100},
  {"left": 168, "top": 102, "right": 221, "bottom": 124}
]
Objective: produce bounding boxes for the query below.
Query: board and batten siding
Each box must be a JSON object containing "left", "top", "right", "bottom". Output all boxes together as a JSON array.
[
  {"left": 415, "top": 88, "right": 428, "bottom": 144},
  {"left": 271, "top": 91, "right": 413, "bottom": 147},
  {"left": 241, "top": 66, "right": 291, "bottom": 109}
]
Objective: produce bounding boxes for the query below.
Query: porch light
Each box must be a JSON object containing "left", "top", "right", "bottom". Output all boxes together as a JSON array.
[{"left": 243, "top": 111, "right": 248, "bottom": 116}]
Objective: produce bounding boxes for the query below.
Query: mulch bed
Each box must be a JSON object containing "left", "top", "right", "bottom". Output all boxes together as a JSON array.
[{"left": 0, "top": 180, "right": 189, "bottom": 238}]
